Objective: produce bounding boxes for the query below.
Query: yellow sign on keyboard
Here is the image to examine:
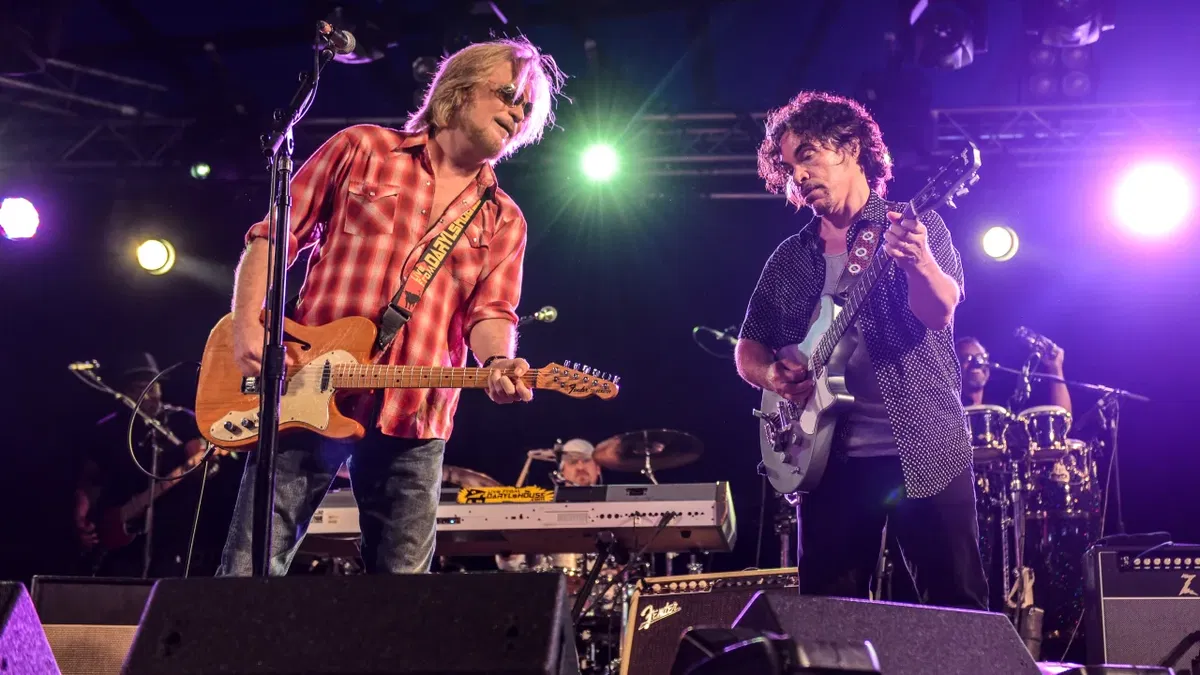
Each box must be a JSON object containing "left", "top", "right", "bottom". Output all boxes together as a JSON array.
[{"left": 457, "top": 486, "right": 554, "bottom": 504}]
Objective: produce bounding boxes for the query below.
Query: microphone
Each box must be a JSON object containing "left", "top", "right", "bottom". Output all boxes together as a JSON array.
[
  {"left": 1014, "top": 326, "right": 1054, "bottom": 356},
  {"left": 68, "top": 360, "right": 100, "bottom": 371},
  {"left": 316, "top": 21, "right": 357, "bottom": 55},
  {"left": 694, "top": 325, "right": 738, "bottom": 347},
  {"left": 518, "top": 306, "right": 557, "bottom": 327}
]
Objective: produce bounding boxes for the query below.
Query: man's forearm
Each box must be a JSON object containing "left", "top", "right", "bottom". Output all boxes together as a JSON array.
[
  {"left": 232, "top": 239, "right": 269, "bottom": 328},
  {"left": 905, "top": 262, "right": 960, "bottom": 331},
  {"left": 735, "top": 338, "right": 774, "bottom": 390},
  {"left": 469, "top": 318, "right": 517, "bottom": 365},
  {"left": 1046, "top": 367, "right": 1072, "bottom": 413}
]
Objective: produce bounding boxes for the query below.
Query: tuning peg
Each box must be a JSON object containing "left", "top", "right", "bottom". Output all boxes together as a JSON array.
[
  {"left": 612, "top": 375, "right": 621, "bottom": 386},
  {"left": 945, "top": 197, "right": 957, "bottom": 209},
  {"left": 564, "top": 360, "right": 574, "bottom": 369},
  {"left": 969, "top": 174, "right": 980, "bottom": 186},
  {"left": 581, "top": 365, "right": 591, "bottom": 375}
]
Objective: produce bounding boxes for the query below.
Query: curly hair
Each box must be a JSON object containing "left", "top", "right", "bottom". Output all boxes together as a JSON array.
[{"left": 757, "top": 91, "right": 893, "bottom": 205}]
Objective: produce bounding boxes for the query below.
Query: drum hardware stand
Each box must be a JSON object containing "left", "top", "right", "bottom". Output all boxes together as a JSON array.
[
  {"left": 871, "top": 519, "right": 895, "bottom": 601},
  {"left": 572, "top": 531, "right": 619, "bottom": 625},
  {"left": 776, "top": 492, "right": 801, "bottom": 568}
]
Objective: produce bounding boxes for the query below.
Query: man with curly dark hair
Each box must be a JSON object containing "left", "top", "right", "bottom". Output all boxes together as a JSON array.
[{"left": 735, "top": 91, "right": 988, "bottom": 610}]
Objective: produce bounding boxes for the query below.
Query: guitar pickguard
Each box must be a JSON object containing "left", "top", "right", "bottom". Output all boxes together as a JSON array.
[
  {"left": 756, "top": 296, "right": 855, "bottom": 494},
  {"left": 208, "top": 349, "right": 359, "bottom": 444}
]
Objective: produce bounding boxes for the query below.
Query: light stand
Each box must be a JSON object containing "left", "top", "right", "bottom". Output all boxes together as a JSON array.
[{"left": 250, "top": 29, "right": 341, "bottom": 578}]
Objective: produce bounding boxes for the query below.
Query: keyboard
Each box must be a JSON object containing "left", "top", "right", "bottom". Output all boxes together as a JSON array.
[{"left": 306, "top": 482, "right": 737, "bottom": 556}]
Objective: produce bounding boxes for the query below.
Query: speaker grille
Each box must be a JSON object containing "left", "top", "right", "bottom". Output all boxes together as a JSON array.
[
  {"left": 1100, "top": 598, "right": 1200, "bottom": 666},
  {"left": 43, "top": 625, "right": 139, "bottom": 675}
]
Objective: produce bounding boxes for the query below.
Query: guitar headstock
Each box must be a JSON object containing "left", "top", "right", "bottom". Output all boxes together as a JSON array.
[
  {"left": 536, "top": 361, "right": 620, "bottom": 400},
  {"left": 905, "top": 142, "right": 982, "bottom": 220}
]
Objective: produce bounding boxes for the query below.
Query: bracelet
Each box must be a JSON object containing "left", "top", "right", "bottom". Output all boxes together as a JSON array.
[{"left": 482, "top": 355, "right": 507, "bottom": 368}]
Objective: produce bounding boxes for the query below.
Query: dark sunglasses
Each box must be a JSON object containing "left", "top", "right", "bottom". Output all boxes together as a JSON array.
[{"left": 493, "top": 83, "right": 533, "bottom": 117}]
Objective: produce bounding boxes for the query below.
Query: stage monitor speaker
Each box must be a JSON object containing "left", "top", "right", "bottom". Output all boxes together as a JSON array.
[
  {"left": 30, "top": 576, "right": 156, "bottom": 675},
  {"left": 620, "top": 567, "right": 799, "bottom": 675},
  {"left": 122, "top": 572, "right": 580, "bottom": 675},
  {"left": 1084, "top": 545, "right": 1200, "bottom": 671},
  {"left": 0, "top": 581, "right": 62, "bottom": 675},
  {"left": 733, "top": 591, "right": 1041, "bottom": 675}
]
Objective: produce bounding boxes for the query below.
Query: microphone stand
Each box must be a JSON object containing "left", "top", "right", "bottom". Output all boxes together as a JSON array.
[
  {"left": 250, "top": 33, "right": 338, "bottom": 578},
  {"left": 74, "top": 369, "right": 183, "bottom": 577}
]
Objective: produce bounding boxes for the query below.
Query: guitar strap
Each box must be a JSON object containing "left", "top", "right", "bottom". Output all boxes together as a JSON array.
[
  {"left": 375, "top": 185, "right": 496, "bottom": 353},
  {"left": 834, "top": 221, "right": 887, "bottom": 289}
]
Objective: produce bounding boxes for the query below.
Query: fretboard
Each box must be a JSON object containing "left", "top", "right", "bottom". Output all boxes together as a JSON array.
[{"left": 330, "top": 365, "right": 538, "bottom": 390}]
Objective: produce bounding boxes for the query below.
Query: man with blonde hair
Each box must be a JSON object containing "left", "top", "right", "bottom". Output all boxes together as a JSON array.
[{"left": 218, "top": 36, "right": 565, "bottom": 576}]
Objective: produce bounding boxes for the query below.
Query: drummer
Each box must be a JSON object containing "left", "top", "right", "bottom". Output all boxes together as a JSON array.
[
  {"left": 956, "top": 336, "right": 1072, "bottom": 413},
  {"left": 496, "top": 438, "right": 604, "bottom": 573}
]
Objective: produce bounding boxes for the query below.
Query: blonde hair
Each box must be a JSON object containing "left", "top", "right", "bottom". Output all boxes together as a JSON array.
[{"left": 406, "top": 35, "right": 566, "bottom": 162}]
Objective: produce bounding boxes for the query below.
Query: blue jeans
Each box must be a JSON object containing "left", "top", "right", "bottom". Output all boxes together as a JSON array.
[{"left": 216, "top": 429, "right": 445, "bottom": 576}]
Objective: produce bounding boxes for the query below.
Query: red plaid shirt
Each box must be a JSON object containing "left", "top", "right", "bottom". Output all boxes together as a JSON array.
[{"left": 245, "top": 125, "right": 526, "bottom": 440}]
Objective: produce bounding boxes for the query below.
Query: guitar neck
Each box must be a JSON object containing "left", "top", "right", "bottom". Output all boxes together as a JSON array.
[
  {"left": 812, "top": 209, "right": 911, "bottom": 370},
  {"left": 331, "top": 365, "right": 538, "bottom": 390}
]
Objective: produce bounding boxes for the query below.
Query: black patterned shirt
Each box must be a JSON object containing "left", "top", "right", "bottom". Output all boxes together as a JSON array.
[{"left": 739, "top": 191, "right": 972, "bottom": 499}]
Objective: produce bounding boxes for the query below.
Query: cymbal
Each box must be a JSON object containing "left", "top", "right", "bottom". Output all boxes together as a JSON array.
[
  {"left": 338, "top": 463, "right": 502, "bottom": 489},
  {"left": 443, "top": 465, "right": 502, "bottom": 488},
  {"left": 593, "top": 429, "right": 702, "bottom": 472}
]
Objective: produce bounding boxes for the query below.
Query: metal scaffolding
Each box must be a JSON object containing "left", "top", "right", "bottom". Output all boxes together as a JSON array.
[{"left": 2, "top": 102, "right": 1196, "bottom": 179}]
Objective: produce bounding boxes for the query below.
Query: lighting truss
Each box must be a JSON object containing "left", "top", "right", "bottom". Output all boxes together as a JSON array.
[{"left": 1, "top": 103, "right": 1196, "bottom": 179}]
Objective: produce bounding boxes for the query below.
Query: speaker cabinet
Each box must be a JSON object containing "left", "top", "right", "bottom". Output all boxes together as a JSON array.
[
  {"left": 0, "top": 581, "right": 61, "bottom": 675},
  {"left": 620, "top": 567, "right": 799, "bottom": 675},
  {"left": 123, "top": 573, "right": 580, "bottom": 674},
  {"left": 30, "top": 576, "right": 156, "bottom": 675},
  {"left": 734, "top": 591, "right": 1041, "bottom": 675},
  {"left": 1084, "top": 545, "right": 1200, "bottom": 670}
]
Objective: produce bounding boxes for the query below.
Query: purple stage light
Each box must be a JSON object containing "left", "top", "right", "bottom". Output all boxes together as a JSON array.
[
  {"left": 1114, "top": 162, "right": 1193, "bottom": 238},
  {"left": 0, "top": 197, "right": 40, "bottom": 240}
]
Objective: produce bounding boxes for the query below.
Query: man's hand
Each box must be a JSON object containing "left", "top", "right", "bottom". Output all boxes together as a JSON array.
[
  {"left": 766, "top": 359, "right": 813, "bottom": 403},
  {"left": 883, "top": 212, "right": 936, "bottom": 273},
  {"left": 484, "top": 358, "right": 533, "bottom": 404},
  {"left": 232, "top": 317, "right": 294, "bottom": 377},
  {"left": 1040, "top": 343, "right": 1065, "bottom": 375}
]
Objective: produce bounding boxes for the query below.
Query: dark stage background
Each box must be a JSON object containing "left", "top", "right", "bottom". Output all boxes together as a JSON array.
[{"left": 2, "top": 0, "right": 1199, "bottom": 583}]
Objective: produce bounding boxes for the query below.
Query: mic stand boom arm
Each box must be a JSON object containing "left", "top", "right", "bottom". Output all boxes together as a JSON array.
[{"left": 251, "top": 36, "right": 337, "bottom": 578}]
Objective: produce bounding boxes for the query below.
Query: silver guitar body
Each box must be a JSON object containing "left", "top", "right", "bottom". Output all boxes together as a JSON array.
[{"left": 756, "top": 295, "right": 856, "bottom": 494}]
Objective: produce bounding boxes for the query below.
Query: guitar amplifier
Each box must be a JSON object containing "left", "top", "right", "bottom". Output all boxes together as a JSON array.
[
  {"left": 619, "top": 567, "right": 798, "bottom": 675},
  {"left": 1084, "top": 545, "right": 1200, "bottom": 670}
]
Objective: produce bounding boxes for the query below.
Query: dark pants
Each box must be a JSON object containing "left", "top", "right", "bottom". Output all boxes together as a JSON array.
[
  {"left": 216, "top": 429, "right": 445, "bottom": 576},
  {"left": 796, "top": 454, "right": 989, "bottom": 611}
]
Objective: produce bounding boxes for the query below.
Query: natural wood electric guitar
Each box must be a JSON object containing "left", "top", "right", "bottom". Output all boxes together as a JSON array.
[
  {"left": 754, "top": 143, "right": 982, "bottom": 495},
  {"left": 195, "top": 313, "right": 620, "bottom": 448}
]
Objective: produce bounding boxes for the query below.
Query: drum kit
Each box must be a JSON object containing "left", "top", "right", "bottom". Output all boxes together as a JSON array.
[{"left": 965, "top": 402, "right": 1103, "bottom": 653}]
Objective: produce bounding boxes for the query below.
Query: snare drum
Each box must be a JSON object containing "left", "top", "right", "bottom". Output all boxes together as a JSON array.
[
  {"left": 964, "top": 405, "right": 1015, "bottom": 463},
  {"left": 1018, "top": 405, "right": 1072, "bottom": 460}
]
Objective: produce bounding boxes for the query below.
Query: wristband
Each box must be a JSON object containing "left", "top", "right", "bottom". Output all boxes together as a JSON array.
[{"left": 482, "top": 355, "right": 507, "bottom": 368}]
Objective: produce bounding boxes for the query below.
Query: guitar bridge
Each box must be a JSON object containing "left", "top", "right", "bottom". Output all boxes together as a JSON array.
[{"left": 241, "top": 377, "right": 259, "bottom": 395}]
